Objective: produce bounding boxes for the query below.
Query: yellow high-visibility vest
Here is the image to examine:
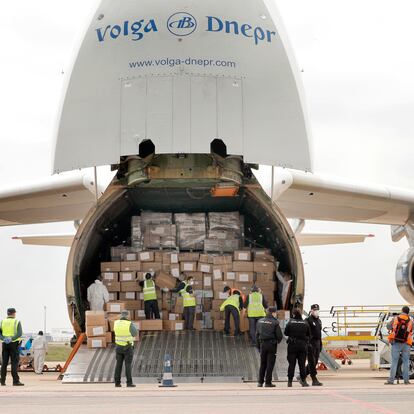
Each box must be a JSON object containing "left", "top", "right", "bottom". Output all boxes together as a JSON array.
[
  {"left": 1, "top": 318, "right": 20, "bottom": 342},
  {"left": 114, "top": 320, "right": 134, "bottom": 346},
  {"left": 143, "top": 279, "right": 157, "bottom": 301},
  {"left": 182, "top": 292, "right": 196, "bottom": 308},
  {"left": 247, "top": 292, "right": 266, "bottom": 317},
  {"left": 220, "top": 294, "right": 240, "bottom": 313}
]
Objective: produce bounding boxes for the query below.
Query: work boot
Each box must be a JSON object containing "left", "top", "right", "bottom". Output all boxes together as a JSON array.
[
  {"left": 287, "top": 381, "right": 292, "bottom": 388},
  {"left": 299, "top": 378, "right": 309, "bottom": 387},
  {"left": 257, "top": 383, "right": 263, "bottom": 387},
  {"left": 115, "top": 383, "right": 122, "bottom": 388},
  {"left": 1, "top": 382, "right": 5, "bottom": 386},
  {"left": 264, "top": 383, "right": 276, "bottom": 388},
  {"left": 384, "top": 381, "right": 394, "bottom": 385},
  {"left": 311, "top": 376, "right": 323, "bottom": 386},
  {"left": 13, "top": 382, "right": 24, "bottom": 386},
  {"left": 404, "top": 381, "right": 411, "bottom": 385},
  {"left": 127, "top": 384, "right": 136, "bottom": 388}
]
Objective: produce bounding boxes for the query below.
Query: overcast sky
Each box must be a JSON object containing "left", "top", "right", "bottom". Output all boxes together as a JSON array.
[{"left": 0, "top": 0, "right": 413, "bottom": 332}]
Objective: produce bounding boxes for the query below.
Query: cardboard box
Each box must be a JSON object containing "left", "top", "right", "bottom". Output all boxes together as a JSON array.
[
  {"left": 230, "top": 315, "right": 249, "bottom": 332},
  {"left": 163, "top": 320, "right": 185, "bottom": 331},
  {"left": 120, "top": 271, "right": 136, "bottom": 282},
  {"left": 86, "top": 325, "right": 107, "bottom": 337},
  {"left": 85, "top": 311, "right": 106, "bottom": 327},
  {"left": 210, "top": 310, "right": 222, "bottom": 320},
  {"left": 87, "top": 337, "right": 107, "bottom": 348},
  {"left": 107, "top": 314, "right": 120, "bottom": 331},
  {"left": 103, "top": 280, "right": 121, "bottom": 292},
  {"left": 212, "top": 267, "right": 223, "bottom": 281},
  {"left": 212, "top": 255, "right": 232, "bottom": 265},
  {"left": 213, "top": 280, "right": 233, "bottom": 290},
  {"left": 120, "top": 281, "right": 140, "bottom": 292},
  {"left": 105, "top": 302, "right": 126, "bottom": 313},
  {"left": 108, "top": 292, "right": 118, "bottom": 301},
  {"left": 123, "top": 299, "right": 142, "bottom": 308},
  {"left": 120, "top": 291, "right": 136, "bottom": 301},
  {"left": 198, "top": 262, "right": 212, "bottom": 273},
  {"left": 138, "top": 251, "right": 155, "bottom": 262},
  {"left": 142, "top": 262, "right": 162, "bottom": 272},
  {"left": 194, "top": 320, "right": 203, "bottom": 331},
  {"left": 100, "top": 262, "right": 121, "bottom": 272},
  {"left": 154, "top": 251, "right": 163, "bottom": 262},
  {"left": 155, "top": 271, "right": 177, "bottom": 290},
  {"left": 199, "top": 254, "right": 213, "bottom": 264},
  {"left": 234, "top": 250, "right": 252, "bottom": 261},
  {"left": 124, "top": 253, "right": 138, "bottom": 261},
  {"left": 203, "top": 298, "right": 212, "bottom": 311},
  {"left": 224, "top": 271, "right": 237, "bottom": 281},
  {"left": 162, "top": 252, "right": 179, "bottom": 264},
  {"left": 168, "top": 313, "right": 181, "bottom": 321},
  {"left": 212, "top": 299, "right": 224, "bottom": 311},
  {"left": 255, "top": 273, "right": 274, "bottom": 283},
  {"left": 106, "top": 331, "right": 113, "bottom": 343},
  {"left": 180, "top": 262, "right": 197, "bottom": 272},
  {"left": 123, "top": 300, "right": 142, "bottom": 311},
  {"left": 232, "top": 261, "right": 254, "bottom": 272},
  {"left": 203, "top": 275, "right": 212, "bottom": 288},
  {"left": 137, "top": 319, "right": 163, "bottom": 331},
  {"left": 170, "top": 264, "right": 180, "bottom": 278},
  {"left": 213, "top": 320, "right": 225, "bottom": 331},
  {"left": 215, "top": 291, "right": 229, "bottom": 300},
  {"left": 121, "top": 261, "right": 141, "bottom": 271},
  {"left": 253, "top": 261, "right": 275, "bottom": 273},
  {"left": 102, "top": 272, "right": 119, "bottom": 282},
  {"left": 236, "top": 272, "right": 254, "bottom": 283},
  {"left": 174, "top": 297, "right": 183, "bottom": 314},
  {"left": 135, "top": 310, "right": 146, "bottom": 320},
  {"left": 178, "top": 253, "right": 200, "bottom": 262}
]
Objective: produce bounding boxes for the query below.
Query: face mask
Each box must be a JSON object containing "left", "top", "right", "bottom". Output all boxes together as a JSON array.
[
  {"left": 312, "top": 310, "right": 320, "bottom": 318},
  {"left": 189, "top": 280, "right": 194, "bottom": 286}
]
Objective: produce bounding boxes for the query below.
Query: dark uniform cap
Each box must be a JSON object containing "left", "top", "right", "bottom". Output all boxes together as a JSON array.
[
  {"left": 310, "top": 304, "right": 320, "bottom": 311},
  {"left": 7, "top": 308, "right": 16, "bottom": 315},
  {"left": 268, "top": 306, "right": 277, "bottom": 314}
]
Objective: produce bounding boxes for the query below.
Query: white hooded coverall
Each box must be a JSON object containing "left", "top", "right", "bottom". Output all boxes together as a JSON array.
[
  {"left": 32, "top": 335, "right": 48, "bottom": 374},
  {"left": 87, "top": 280, "right": 110, "bottom": 311}
]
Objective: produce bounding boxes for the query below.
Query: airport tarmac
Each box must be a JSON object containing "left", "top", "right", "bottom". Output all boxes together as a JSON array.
[{"left": 0, "top": 360, "right": 408, "bottom": 414}]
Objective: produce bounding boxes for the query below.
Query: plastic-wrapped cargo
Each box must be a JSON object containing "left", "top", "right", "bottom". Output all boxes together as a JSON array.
[
  {"left": 141, "top": 211, "right": 173, "bottom": 228},
  {"left": 143, "top": 224, "right": 177, "bottom": 249},
  {"left": 131, "top": 216, "right": 143, "bottom": 250},
  {"left": 174, "top": 213, "right": 206, "bottom": 225},
  {"left": 208, "top": 212, "right": 241, "bottom": 232},
  {"left": 177, "top": 223, "right": 205, "bottom": 250},
  {"left": 204, "top": 238, "right": 240, "bottom": 252},
  {"left": 111, "top": 245, "right": 131, "bottom": 261}
]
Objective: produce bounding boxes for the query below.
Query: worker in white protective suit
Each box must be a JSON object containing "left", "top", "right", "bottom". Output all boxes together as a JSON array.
[
  {"left": 87, "top": 276, "right": 110, "bottom": 311},
  {"left": 32, "top": 331, "right": 48, "bottom": 374}
]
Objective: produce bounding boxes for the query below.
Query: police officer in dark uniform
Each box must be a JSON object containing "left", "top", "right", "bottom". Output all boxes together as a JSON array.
[
  {"left": 285, "top": 308, "right": 310, "bottom": 387},
  {"left": 255, "top": 306, "right": 283, "bottom": 387},
  {"left": 305, "top": 304, "right": 323, "bottom": 386}
]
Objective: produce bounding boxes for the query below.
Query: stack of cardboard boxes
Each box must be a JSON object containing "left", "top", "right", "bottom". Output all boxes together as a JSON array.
[
  {"left": 85, "top": 310, "right": 112, "bottom": 348},
  {"left": 85, "top": 210, "right": 287, "bottom": 339}
]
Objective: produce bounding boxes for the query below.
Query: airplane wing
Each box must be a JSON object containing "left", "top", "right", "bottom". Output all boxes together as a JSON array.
[
  {"left": 273, "top": 168, "right": 414, "bottom": 226},
  {"left": 12, "top": 234, "right": 75, "bottom": 247},
  {"left": 0, "top": 172, "right": 102, "bottom": 226},
  {"left": 296, "top": 233, "right": 374, "bottom": 246}
]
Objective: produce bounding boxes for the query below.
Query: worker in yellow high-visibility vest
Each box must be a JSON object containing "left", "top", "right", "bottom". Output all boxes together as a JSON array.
[
  {"left": 114, "top": 310, "right": 138, "bottom": 388},
  {"left": 245, "top": 286, "right": 267, "bottom": 345},
  {"left": 0, "top": 308, "right": 24, "bottom": 386},
  {"left": 138, "top": 273, "right": 160, "bottom": 319},
  {"left": 220, "top": 291, "right": 244, "bottom": 336},
  {"left": 182, "top": 286, "right": 197, "bottom": 330}
]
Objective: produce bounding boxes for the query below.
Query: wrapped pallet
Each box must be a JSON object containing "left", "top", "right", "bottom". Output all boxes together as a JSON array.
[
  {"left": 174, "top": 213, "right": 206, "bottom": 250},
  {"left": 143, "top": 224, "right": 177, "bottom": 249},
  {"left": 131, "top": 216, "right": 143, "bottom": 249}
]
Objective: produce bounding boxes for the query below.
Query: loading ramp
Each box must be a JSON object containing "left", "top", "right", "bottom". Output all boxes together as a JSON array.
[{"left": 63, "top": 331, "right": 296, "bottom": 383}]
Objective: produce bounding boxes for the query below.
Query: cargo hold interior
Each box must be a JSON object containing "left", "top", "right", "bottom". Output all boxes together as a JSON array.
[{"left": 73, "top": 185, "right": 297, "bottom": 324}]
